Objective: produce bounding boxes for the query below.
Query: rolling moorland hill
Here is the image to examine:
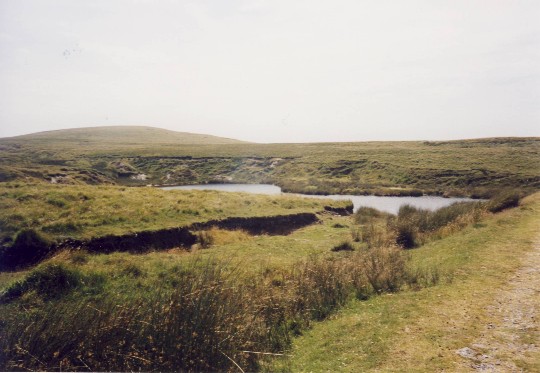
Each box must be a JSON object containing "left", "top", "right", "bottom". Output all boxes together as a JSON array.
[
  {"left": 1, "top": 126, "right": 249, "bottom": 147},
  {"left": 0, "top": 126, "right": 539, "bottom": 197}
]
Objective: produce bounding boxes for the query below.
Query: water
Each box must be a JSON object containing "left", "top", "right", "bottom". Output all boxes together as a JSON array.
[
  {"left": 162, "top": 184, "right": 478, "bottom": 214},
  {"left": 295, "top": 193, "right": 478, "bottom": 214}
]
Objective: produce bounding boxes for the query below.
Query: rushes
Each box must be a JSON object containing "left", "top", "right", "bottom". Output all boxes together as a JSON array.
[
  {"left": 354, "top": 201, "right": 487, "bottom": 249},
  {"left": 0, "top": 246, "right": 426, "bottom": 372}
]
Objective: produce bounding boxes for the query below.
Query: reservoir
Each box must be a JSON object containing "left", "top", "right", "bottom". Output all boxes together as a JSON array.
[{"left": 162, "top": 184, "right": 478, "bottom": 214}]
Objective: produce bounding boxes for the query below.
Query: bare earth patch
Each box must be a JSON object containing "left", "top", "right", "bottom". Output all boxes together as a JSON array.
[{"left": 457, "top": 238, "right": 540, "bottom": 371}]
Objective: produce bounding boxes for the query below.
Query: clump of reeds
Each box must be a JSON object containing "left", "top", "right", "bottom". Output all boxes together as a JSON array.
[
  {"left": 387, "top": 202, "right": 485, "bottom": 248},
  {"left": 354, "top": 206, "right": 387, "bottom": 225},
  {"left": 0, "top": 245, "right": 432, "bottom": 372}
]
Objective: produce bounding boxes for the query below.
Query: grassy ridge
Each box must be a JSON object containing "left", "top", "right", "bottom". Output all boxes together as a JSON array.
[{"left": 0, "top": 127, "right": 538, "bottom": 197}]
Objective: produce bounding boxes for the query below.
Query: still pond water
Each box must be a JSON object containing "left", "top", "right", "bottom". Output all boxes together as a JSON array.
[{"left": 162, "top": 184, "right": 477, "bottom": 214}]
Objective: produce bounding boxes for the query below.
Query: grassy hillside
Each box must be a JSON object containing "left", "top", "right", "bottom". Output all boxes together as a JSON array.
[
  {"left": 1, "top": 126, "right": 538, "bottom": 197},
  {"left": 3, "top": 125, "right": 248, "bottom": 146}
]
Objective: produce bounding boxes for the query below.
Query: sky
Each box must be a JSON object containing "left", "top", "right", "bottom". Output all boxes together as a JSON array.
[{"left": 0, "top": 0, "right": 539, "bottom": 143}]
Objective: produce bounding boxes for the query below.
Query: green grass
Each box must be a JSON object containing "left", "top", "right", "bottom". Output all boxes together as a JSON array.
[
  {"left": 1, "top": 126, "right": 538, "bottom": 197},
  {"left": 0, "top": 183, "right": 349, "bottom": 243},
  {"left": 0, "top": 212, "right": 420, "bottom": 372},
  {"left": 1, "top": 213, "right": 353, "bottom": 288},
  {"left": 0, "top": 126, "right": 538, "bottom": 370},
  {"left": 275, "top": 192, "right": 540, "bottom": 372},
  {"left": 3, "top": 125, "right": 249, "bottom": 146},
  {"left": 0, "top": 187, "right": 536, "bottom": 371}
]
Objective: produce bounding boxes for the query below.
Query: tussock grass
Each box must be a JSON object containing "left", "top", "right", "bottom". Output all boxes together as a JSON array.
[
  {"left": 198, "top": 227, "right": 250, "bottom": 247},
  {"left": 0, "top": 242, "right": 433, "bottom": 371},
  {"left": 0, "top": 263, "right": 105, "bottom": 303},
  {"left": 0, "top": 229, "right": 51, "bottom": 269},
  {"left": 331, "top": 241, "right": 355, "bottom": 252},
  {"left": 354, "top": 206, "right": 390, "bottom": 224},
  {"left": 352, "top": 199, "right": 499, "bottom": 250},
  {"left": 388, "top": 202, "right": 486, "bottom": 248},
  {"left": 1, "top": 190, "right": 519, "bottom": 371}
]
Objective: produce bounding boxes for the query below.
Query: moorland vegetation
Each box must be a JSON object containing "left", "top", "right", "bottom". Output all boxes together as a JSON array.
[
  {"left": 1, "top": 126, "right": 538, "bottom": 197},
  {"left": 0, "top": 183, "right": 531, "bottom": 371},
  {"left": 0, "top": 127, "right": 538, "bottom": 371}
]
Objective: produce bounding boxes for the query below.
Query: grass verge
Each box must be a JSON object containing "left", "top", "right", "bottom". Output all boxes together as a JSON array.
[{"left": 273, "top": 192, "right": 540, "bottom": 372}]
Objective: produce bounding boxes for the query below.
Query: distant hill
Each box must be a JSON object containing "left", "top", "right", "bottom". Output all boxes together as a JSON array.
[
  {"left": 0, "top": 126, "right": 538, "bottom": 198},
  {"left": 3, "top": 126, "right": 249, "bottom": 146}
]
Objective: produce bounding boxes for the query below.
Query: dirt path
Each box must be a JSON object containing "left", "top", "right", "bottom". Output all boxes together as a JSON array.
[{"left": 457, "top": 238, "right": 540, "bottom": 372}]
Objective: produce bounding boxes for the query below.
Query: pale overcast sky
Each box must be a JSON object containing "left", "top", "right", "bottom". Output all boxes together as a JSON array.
[{"left": 0, "top": 0, "right": 538, "bottom": 142}]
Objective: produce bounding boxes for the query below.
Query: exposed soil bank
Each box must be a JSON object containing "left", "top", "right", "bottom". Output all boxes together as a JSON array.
[
  {"left": 58, "top": 227, "right": 197, "bottom": 254},
  {"left": 0, "top": 212, "right": 320, "bottom": 270},
  {"left": 323, "top": 205, "right": 353, "bottom": 215},
  {"left": 189, "top": 212, "right": 319, "bottom": 235}
]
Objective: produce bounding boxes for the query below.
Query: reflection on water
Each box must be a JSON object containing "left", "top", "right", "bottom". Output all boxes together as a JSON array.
[{"left": 162, "top": 184, "right": 478, "bottom": 214}]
